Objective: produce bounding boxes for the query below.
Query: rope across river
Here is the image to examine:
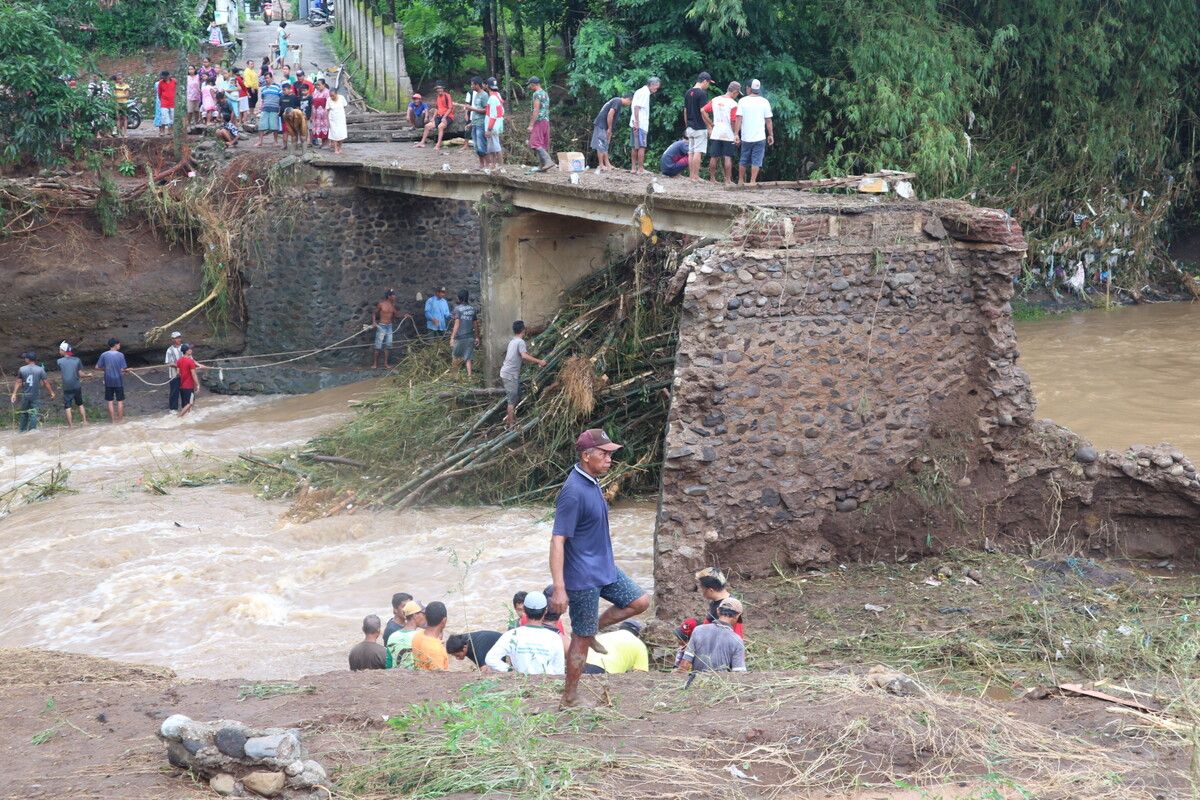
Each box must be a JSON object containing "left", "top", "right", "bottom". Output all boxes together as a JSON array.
[{"left": 126, "top": 317, "right": 423, "bottom": 387}]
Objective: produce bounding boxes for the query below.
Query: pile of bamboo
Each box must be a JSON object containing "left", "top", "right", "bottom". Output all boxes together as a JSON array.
[{"left": 303, "top": 238, "right": 687, "bottom": 507}]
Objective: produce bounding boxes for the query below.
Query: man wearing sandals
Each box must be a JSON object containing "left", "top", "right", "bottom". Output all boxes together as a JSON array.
[{"left": 550, "top": 428, "right": 649, "bottom": 708}]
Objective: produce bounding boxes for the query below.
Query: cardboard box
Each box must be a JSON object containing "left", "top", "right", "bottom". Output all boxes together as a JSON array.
[{"left": 558, "top": 151, "right": 586, "bottom": 172}]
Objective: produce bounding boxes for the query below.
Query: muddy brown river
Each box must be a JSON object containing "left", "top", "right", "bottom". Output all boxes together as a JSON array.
[
  {"left": 0, "top": 383, "right": 654, "bottom": 679},
  {"left": 2, "top": 302, "right": 1192, "bottom": 679},
  {"left": 1017, "top": 303, "right": 1200, "bottom": 455}
]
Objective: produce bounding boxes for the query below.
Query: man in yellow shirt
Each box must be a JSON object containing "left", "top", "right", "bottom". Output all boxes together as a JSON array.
[
  {"left": 584, "top": 620, "right": 649, "bottom": 674},
  {"left": 243, "top": 60, "right": 260, "bottom": 112},
  {"left": 412, "top": 601, "right": 449, "bottom": 670},
  {"left": 112, "top": 73, "right": 131, "bottom": 137}
]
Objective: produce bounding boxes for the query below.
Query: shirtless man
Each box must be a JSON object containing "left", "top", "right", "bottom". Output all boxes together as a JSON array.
[{"left": 372, "top": 288, "right": 410, "bottom": 369}]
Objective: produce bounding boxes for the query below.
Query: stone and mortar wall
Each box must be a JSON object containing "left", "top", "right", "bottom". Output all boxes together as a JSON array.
[
  {"left": 654, "top": 201, "right": 1200, "bottom": 618},
  {"left": 217, "top": 187, "right": 480, "bottom": 393}
]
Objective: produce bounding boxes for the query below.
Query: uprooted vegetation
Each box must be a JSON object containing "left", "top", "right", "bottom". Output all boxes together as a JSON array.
[{"left": 231, "top": 239, "right": 685, "bottom": 509}]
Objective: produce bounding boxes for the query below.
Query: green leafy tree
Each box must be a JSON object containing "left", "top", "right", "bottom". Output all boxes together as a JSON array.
[{"left": 0, "top": 3, "right": 110, "bottom": 166}]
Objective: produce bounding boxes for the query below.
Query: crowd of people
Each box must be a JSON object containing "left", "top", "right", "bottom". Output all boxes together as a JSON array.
[
  {"left": 348, "top": 426, "right": 748, "bottom": 704},
  {"left": 402, "top": 70, "right": 775, "bottom": 183}
]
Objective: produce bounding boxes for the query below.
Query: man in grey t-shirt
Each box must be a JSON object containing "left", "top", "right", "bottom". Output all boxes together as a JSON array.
[
  {"left": 449, "top": 290, "right": 480, "bottom": 378},
  {"left": 10, "top": 352, "right": 55, "bottom": 433},
  {"left": 57, "top": 342, "right": 87, "bottom": 427},
  {"left": 500, "top": 320, "right": 546, "bottom": 429},
  {"left": 676, "top": 598, "right": 747, "bottom": 673}
]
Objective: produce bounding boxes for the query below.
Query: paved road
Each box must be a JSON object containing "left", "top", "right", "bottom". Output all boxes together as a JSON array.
[{"left": 240, "top": 10, "right": 338, "bottom": 79}]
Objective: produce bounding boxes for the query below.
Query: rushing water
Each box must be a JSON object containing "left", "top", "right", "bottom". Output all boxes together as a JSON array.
[
  {"left": 0, "top": 383, "right": 654, "bottom": 679},
  {"left": 1017, "top": 303, "right": 1200, "bottom": 455}
]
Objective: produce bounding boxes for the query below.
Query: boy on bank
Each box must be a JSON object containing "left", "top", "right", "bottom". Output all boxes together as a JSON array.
[{"left": 500, "top": 320, "right": 547, "bottom": 429}]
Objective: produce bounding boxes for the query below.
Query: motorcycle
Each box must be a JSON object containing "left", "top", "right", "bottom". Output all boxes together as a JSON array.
[{"left": 124, "top": 98, "right": 145, "bottom": 130}]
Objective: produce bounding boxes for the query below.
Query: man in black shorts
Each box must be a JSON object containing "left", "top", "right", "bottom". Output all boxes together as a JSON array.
[
  {"left": 549, "top": 428, "right": 649, "bottom": 708},
  {"left": 95, "top": 338, "right": 130, "bottom": 423},
  {"left": 701, "top": 81, "right": 741, "bottom": 185},
  {"left": 57, "top": 342, "right": 88, "bottom": 426}
]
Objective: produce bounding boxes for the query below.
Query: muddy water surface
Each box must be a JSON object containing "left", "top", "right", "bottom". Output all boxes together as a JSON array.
[
  {"left": 1017, "top": 303, "right": 1200, "bottom": 455},
  {"left": 0, "top": 383, "right": 654, "bottom": 679}
]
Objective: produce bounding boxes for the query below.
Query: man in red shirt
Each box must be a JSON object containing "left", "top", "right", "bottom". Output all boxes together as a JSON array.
[
  {"left": 415, "top": 84, "right": 455, "bottom": 150},
  {"left": 175, "top": 343, "right": 208, "bottom": 418},
  {"left": 157, "top": 70, "right": 177, "bottom": 137}
]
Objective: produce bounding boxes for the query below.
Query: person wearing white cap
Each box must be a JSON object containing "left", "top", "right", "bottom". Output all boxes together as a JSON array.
[
  {"left": 165, "top": 331, "right": 184, "bottom": 412},
  {"left": 57, "top": 342, "right": 87, "bottom": 427},
  {"left": 735, "top": 78, "right": 773, "bottom": 185},
  {"left": 484, "top": 591, "right": 566, "bottom": 675}
]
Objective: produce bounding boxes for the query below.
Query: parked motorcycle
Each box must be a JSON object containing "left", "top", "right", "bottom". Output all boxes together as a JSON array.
[{"left": 124, "top": 98, "right": 145, "bottom": 130}]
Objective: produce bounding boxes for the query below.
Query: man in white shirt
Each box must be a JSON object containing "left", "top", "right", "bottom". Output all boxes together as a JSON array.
[
  {"left": 629, "top": 76, "right": 661, "bottom": 175},
  {"left": 165, "top": 331, "right": 183, "bottom": 412},
  {"left": 484, "top": 591, "right": 566, "bottom": 675},
  {"left": 735, "top": 78, "right": 774, "bottom": 186},
  {"left": 702, "top": 81, "right": 741, "bottom": 185}
]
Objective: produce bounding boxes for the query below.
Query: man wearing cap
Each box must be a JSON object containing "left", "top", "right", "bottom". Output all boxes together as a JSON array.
[
  {"left": 526, "top": 76, "right": 555, "bottom": 172},
  {"left": 550, "top": 428, "right": 650, "bottom": 707},
  {"left": 96, "top": 338, "right": 130, "bottom": 423},
  {"left": 484, "top": 77, "right": 505, "bottom": 167},
  {"left": 373, "top": 288, "right": 410, "bottom": 369},
  {"left": 406, "top": 93, "right": 429, "bottom": 130},
  {"left": 735, "top": 78, "right": 774, "bottom": 185},
  {"left": 584, "top": 619, "right": 649, "bottom": 675},
  {"left": 11, "top": 352, "right": 55, "bottom": 433},
  {"left": 676, "top": 598, "right": 747, "bottom": 673},
  {"left": 683, "top": 72, "right": 714, "bottom": 181},
  {"left": 702, "top": 81, "right": 741, "bottom": 185},
  {"left": 57, "top": 343, "right": 87, "bottom": 427},
  {"left": 385, "top": 600, "right": 426, "bottom": 669},
  {"left": 424, "top": 286, "right": 451, "bottom": 336},
  {"left": 165, "top": 332, "right": 184, "bottom": 412},
  {"left": 484, "top": 591, "right": 566, "bottom": 675},
  {"left": 629, "top": 77, "right": 661, "bottom": 175}
]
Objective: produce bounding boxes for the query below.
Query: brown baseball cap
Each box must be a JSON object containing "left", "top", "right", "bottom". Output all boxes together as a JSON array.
[
  {"left": 575, "top": 428, "right": 622, "bottom": 453},
  {"left": 717, "top": 597, "right": 744, "bottom": 616}
]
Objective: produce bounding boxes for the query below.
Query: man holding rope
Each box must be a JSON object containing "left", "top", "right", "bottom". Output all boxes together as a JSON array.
[
  {"left": 372, "top": 289, "right": 410, "bottom": 370},
  {"left": 550, "top": 428, "right": 649, "bottom": 708},
  {"left": 175, "top": 344, "right": 207, "bottom": 418}
]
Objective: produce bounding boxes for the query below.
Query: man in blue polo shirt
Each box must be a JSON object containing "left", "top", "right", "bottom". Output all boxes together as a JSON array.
[
  {"left": 424, "top": 286, "right": 451, "bottom": 335},
  {"left": 549, "top": 428, "right": 649, "bottom": 708}
]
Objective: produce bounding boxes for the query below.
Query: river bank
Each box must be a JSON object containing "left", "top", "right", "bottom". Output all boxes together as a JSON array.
[{"left": 2, "top": 546, "right": 1195, "bottom": 799}]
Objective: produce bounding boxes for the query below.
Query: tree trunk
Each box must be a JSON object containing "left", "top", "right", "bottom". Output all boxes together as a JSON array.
[
  {"left": 513, "top": 0, "right": 525, "bottom": 57},
  {"left": 539, "top": 21, "right": 545, "bottom": 60},
  {"left": 481, "top": 0, "right": 497, "bottom": 77},
  {"left": 499, "top": 1, "right": 513, "bottom": 102},
  {"left": 560, "top": 0, "right": 587, "bottom": 60}
]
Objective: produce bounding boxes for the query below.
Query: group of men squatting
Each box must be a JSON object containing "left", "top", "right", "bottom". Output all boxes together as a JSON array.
[{"left": 349, "top": 428, "right": 748, "bottom": 706}]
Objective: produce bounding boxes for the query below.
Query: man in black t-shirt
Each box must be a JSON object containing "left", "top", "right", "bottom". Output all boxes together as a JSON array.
[
  {"left": 446, "top": 630, "right": 503, "bottom": 668},
  {"left": 683, "top": 71, "right": 714, "bottom": 181}
]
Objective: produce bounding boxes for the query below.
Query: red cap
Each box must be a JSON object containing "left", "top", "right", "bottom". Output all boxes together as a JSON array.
[
  {"left": 675, "top": 618, "right": 699, "bottom": 642},
  {"left": 575, "top": 428, "right": 622, "bottom": 453}
]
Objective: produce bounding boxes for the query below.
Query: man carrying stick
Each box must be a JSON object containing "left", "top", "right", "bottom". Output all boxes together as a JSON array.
[{"left": 549, "top": 428, "right": 649, "bottom": 708}]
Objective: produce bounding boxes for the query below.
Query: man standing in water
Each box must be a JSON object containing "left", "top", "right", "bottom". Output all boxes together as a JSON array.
[
  {"left": 166, "top": 331, "right": 183, "bottom": 412},
  {"left": 11, "top": 352, "right": 55, "bottom": 432},
  {"left": 175, "top": 344, "right": 207, "bottom": 418},
  {"left": 96, "top": 338, "right": 130, "bottom": 423},
  {"left": 57, "top": 342, "right": 87, "bottom": 427},
  {"left": 372, "top": 289, "right": 408, "bottom": 369},
  {"left": 550, "top": 428, "right": 650, "bottom": 708}
]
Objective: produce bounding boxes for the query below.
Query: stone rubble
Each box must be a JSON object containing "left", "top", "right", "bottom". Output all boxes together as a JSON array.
[{"left": 159, "top": 714, "right": 329, "bottom": 799}]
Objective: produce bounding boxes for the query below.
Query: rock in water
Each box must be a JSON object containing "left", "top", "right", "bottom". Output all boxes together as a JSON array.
[{"left": 242, "top": 770, "right": 286, "bottom": 797}]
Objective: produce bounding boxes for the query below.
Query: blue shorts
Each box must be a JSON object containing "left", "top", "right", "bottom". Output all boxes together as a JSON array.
[
  {"left": 374, "top": 323, "right": 394, "bottom": 349},
  {"left": 739, "top": 139, "right": 766, "bottom": 168},
  {"left": 470, "top": 123, "right": 487, "bottom": 156},
  {"left": 630, "top": 128, "right": 647, "bottom": 149},
  {"left": 566, "top": 568, "right": 645, "bottom": 637}
]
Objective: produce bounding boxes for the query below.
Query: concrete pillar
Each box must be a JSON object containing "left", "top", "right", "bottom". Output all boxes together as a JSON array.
[
  {"left": 392, "top": 24, "right": 412, "bottom": 101},
  {"left": 479, "top": 200, "right": 638, "bottom": 382}
]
